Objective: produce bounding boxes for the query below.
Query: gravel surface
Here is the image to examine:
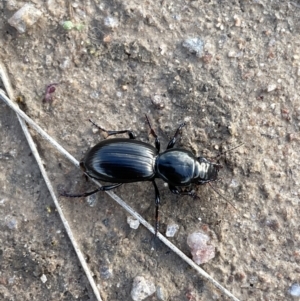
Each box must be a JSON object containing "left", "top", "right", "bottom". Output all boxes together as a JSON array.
[{"left": 1, "top": 1, "right": 300, "bottom": 300}]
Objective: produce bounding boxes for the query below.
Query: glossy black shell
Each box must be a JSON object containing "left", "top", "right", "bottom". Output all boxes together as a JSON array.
[
  {"left": 82, "top": 138, "right": 158, "bottom": 183},
  {"left": 155, "top": 149, "right": 196, "bottom": 186}
]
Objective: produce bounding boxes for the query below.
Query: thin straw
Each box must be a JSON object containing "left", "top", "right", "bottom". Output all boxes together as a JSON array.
[{"left": 0, "top": 63, "right": 102, "bottom": 301}]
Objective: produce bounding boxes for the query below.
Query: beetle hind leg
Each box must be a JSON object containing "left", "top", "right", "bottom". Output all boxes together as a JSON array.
[
  {"left": 60, "top": 183, "right": 123, "bottom": 198},
  {"left": 89, "top": 119, "right": 135, "bottom": 139},
  {"left": 152, "top": 180, "right": 161, "bottom": 236}
]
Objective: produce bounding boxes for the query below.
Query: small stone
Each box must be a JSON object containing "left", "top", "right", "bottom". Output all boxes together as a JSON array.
[
  {"left": 165, "top": 224, "right": 179, "bottom": 237},
  {"left": 99, "top": 266, "right": 112, "bottom": 279},
  {"left": 289, "top": 283, "right": 300, "bottom": 297},
  {"left": 104, "top": 16, "right": 119, "bottom": 28},
  {"left": 187, "top": 231, "right": 215, "bottom": 265},
  {"left": 5, "top": 215, "right": 18, "bottom": 230},
  {"left": 103, "top": 35, "right": 112, "bottom": 43},
  {"left": 233, "top": 15, "right": 241, "bottom": 27},
  {"left": 229, "top": 179, "right": 239, "bottom": 188},
  {"left": 182, "top": 37, "right": 205, "bottom": 58},
  {"left": 151, "top": 95, "right": 165, "bottom": 109},
  {"left": 227, "top": 123, "right": 237, "bottom": 136},
  {"left": 8, "top": 3, "right": 42, "bottom": 33},
  {"left": 127, "top": 216, "right": 140, "bottom": 230},
  {"left": 156, "top": 285, "right": 168, "bottom": 301},
  {"left": 59, "top": 57, "right": 71, "bottom": 70},
  {"left": 267, "top": 84, "right": 277, "bottom": 92},
  {"left": 228, "top": 50, "right": 236, "bottom": 58},
  {"left": 87, "top": 194, "right": 97, "bottom": 207},
  {"left": 40, "top": 274, "right": 47, "bottom": 283},
  {"left": 62, "top": 20, "right": 74, "bottom": 30},
  {"left": 131, "top": 275, "right": 156, "bottom": 301}
]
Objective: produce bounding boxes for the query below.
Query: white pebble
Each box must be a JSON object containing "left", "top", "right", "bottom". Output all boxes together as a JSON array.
[
  {"left": 127, "top": 216, "right": 140, "bottom": 230},
  {"left": 165, "top": 224, "right": 179, "bottom": 237},
  {"left": 8, "top": 3, "right": 42, "bottom": 33},
  {"left": 151, "top": 95, "right": 165, "bottom": 109},
  {"left": 104, "top": 16, "right": 119, "bottom": 28},
  {"left": 40, "top": 274, "right": 47, "bottom": 283},
  {"left": 233, "top": 15, "right": 241, "bottom": 27},
  {"left": 5, "top": 215, "right": 18, "bottom": 230},
  {"left": 289, "top": 283, "right": 300, "bottom": 297},
  {"left": 187, "top": 232, "right": 215, "bottom": 265},
  {"left": 182, "top": 37, "right": 205, "bottom": 58},
  {"left": 267, "top": 84, "right": 277, "bottom": 92},
  {"left": 228, "top": 50, "right": 236, "bottom": 58},
  {"left": 131, "top": 276, "right": 156, "bottom": 301}
]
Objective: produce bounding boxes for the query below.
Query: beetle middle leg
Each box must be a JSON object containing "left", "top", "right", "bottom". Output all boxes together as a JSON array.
[
  {"left": 89, "top": 119, "right": 135, "bottom": 139},
  {"left": 152, "top": 180, "right": 161, "bottom": 236},
  {"left": 61, "top": 183, "right": 123, "bottom": 198}
]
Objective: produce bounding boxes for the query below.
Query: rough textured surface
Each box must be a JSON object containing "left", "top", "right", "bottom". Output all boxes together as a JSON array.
[{"left": 0, "top": 1, "right": 300, "bottom": 300}]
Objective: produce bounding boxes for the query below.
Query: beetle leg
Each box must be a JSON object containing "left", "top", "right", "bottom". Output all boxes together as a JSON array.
[
  {"left": 168, "top": 184, "right": 196, "bottom": 198},
  {"left": 145, "top": 114, "right": 160, "bottom": 152},
  {"left": 152, "top": 180, "right": 160, "bottom": 236},
  {"left": 166, "top": 122, "right": 186, "bottom": 149},
  {"left": 61, "top": 183, "right": 123, "bottom": 198},
  {"left": 89, "top": 119, "right": 135, "bottom": 139}
]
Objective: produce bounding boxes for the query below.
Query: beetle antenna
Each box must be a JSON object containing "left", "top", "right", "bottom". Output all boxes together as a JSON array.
[
  {"left": 216, "top": 143, "right": 244, "bottom": 159},
  {"left": 208, "top": 182, "right": 237, "bottom": 211}
]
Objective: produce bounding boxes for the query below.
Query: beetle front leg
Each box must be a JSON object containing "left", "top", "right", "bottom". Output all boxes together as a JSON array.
[
  {"left": 168, "top": 184, "right": 196, "bottom": 198},
  {"left": 166, "top": 122, "right": 186, "bottom": 149},
  {"left": 61, "top": 183, "right": 123, "bottom": 198},
  {"left": 89, "top": 119, "right": 135, "bottom": 139},
  {"left": 152, "top": 180, "right": 160, "bottom": 236}
]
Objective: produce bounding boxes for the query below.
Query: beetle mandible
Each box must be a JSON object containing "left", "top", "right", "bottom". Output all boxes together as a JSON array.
[{"left": 62, "top": 115, "right": 222, "bottom": 235}]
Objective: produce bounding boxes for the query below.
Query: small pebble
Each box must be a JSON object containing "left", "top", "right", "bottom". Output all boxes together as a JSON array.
[
  {"left": 289, "top": 283, "right": 300, "bottom": 297},
  {"left": 127, "top": 216, "right": 140, "bottom": 230},
  {"left": 229, "top": 179, "right": 239, "bottom": 188},
  {"left": 131, "top": 275, "right": 156, "bottom": 301},
  {"left": 5, "top": 215, "right": 18, "bottom": 230},
  {"left": 104, "top": 16, "right": 119, "bottom": 28},
  {"left": 156, "top": 285, "right": 168, "bottom": 301},
  {"left": 233, "top": 15, "right": 241, "bottom": 27},
  {"left": 8, "top": 277, "right": 15, "bottom": 285},
  {"left": 99, "top": 266, "right": 112, "bottom": 279},
  {"left": 187, "top": 231, "right": 215, "bottom": 265},
  {"left": 182, "top": 37, "right": 205, "bottom": 58},
  {"left": 151, "top": 95, "right": 165, "bottom": 109},
  {"left": 62, "top": 20, "right": 74, "bottom": 30},
  {"left": 267, "top": 84, "right": 277, "bottom": 92},
  {"left": 228, "top": 50, "right": 236, "bottom": 58},
  {"left": 40, "top": 274, "right": 47, "bottom": 283},
  {"left": 165, "top": 224, "right": 179, "bottom": 237},
  {"left": 87, "top": 194, "right": 97, "bottom": 207},
  {"left": 227, "top": 123, "right": 237, "bottom": 136},
  {"left": 8, "top": 3, "right": 42, "bottom": 33}
]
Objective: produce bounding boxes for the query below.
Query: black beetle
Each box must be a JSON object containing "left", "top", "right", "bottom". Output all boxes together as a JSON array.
[{"left": 62, "top": 115, "right": 222, "bottom": 235}]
